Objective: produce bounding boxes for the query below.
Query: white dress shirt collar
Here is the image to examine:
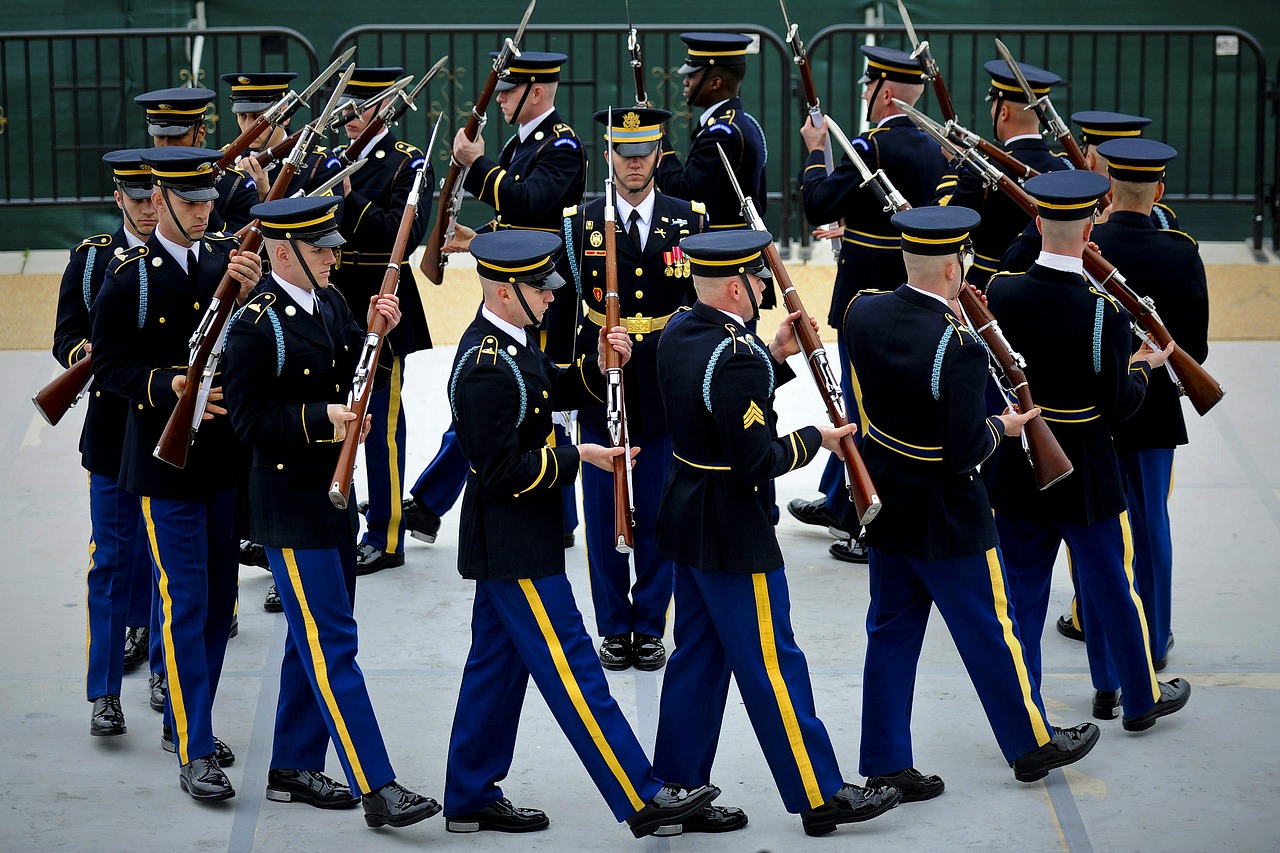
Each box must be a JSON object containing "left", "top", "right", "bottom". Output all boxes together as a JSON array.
[
  {"left": 482, "top": 305, "right": 529, "bottom": 347},
  {"left": 272, "top": 271, "right": 316, "bottom": 315},
  {"left": 1035, "top": 250, "right": 1086, "bottom": 276},
  {"left": 518, "top": 108, "right": 556, "bottom": 143},
  {"left": 699, "top": 98, "right": 731, "bottom": 127},
  {"left": 155, "top": 228, "right": 199, "bottom": 271},
  {"left": 616, "top": 192, "right": 656, "bottom": 251}
]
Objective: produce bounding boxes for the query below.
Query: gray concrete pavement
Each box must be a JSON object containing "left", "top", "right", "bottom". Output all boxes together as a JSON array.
[{"left": 1, "top": 341, "right": 1277, "bottom": 852}]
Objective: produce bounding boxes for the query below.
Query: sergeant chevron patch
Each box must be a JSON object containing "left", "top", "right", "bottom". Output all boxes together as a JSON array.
[{"left": 743, "top": 401, "right": 766, "bottom": 430}]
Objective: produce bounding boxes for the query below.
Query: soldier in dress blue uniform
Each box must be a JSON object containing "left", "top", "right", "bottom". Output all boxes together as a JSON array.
[
  {"left": 846, "top": 206, "right": 1100, "bottom": 796},
  {"left": 222, "top": 196, "right": 441, "bottom": 829},
  {"left": 650, "top": 230, "right": 901, "bottom": 837},
  {"left": 327, "top": 67, "right": 434, "bottom": 575},
  {"left": 562, "top": 107, "right": 705, "bottom": 672},
  {"left": 55, "top": 150, "right": 160, "bottom": 738},
  {"left": 983, "top": 170, "right": 1191, "bottom": 733},
  {"left": 409, "top": 52, "right": 586, "bottom": 552},
  {"left": 791, "top": 45, "right": 949, "bottom": 565},
  {"left": 1077, "top": 139, "right": 1208, "bottom": 671},
  {"left": 932, "top": 60, "right": 1070, "bottom": 286},
  {"left": 90, "top": 147, "right": 262, "bottom": 801},
  {"left": 442, "top": 231, "right": 720, "bottom": 838},
  {"left": 134, "top": 87, "right": 259, "bottom": 233}
]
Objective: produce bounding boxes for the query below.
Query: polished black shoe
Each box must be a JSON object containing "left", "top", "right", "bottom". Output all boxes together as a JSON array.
[
  {"left": 355, "top": 542, "right": 405, "bottom": 576},
  {"left": 829, "top": 535, "right": 869, "bottom": 564},
  {"left": 239, "top": 539, "right": 270, "bottom": 570},
  {"left": 228, "top": 616, "right": 238, "bottom": 639},
  {"left": 599, "top": 635, "right": 632, "bottom": 671},
  {"left": 563, "top": 532, "right": 576, "bottom": 548},
  {"left": 90, "top": 694, "right": 126, "bottom": 737},
  {"left": 362, "top": 780, "right": 442, "bottom": 828},
  {"left": 786, "top": 497, "right": 849, "bottom": 538},
  {"left": 1122, "top": 678, "right": 1191, "bottom": 732},
  {"left": 654, "top": 803, "right": 749, "bottom": 835},
  {"left": 179, "top": 755, "right": 235, "bottom": 802},
  {"left": 1056, "top": 613, "right": 1085, "bottom": 642},
  {"left": 1093, "top": 689, "right": 1122, "bottom": 720},
  {"left": 1011, "top": 723, "right": 1100, "bottom": 782},
  {"left": 163, "top": 725, "right": 235, "bottom": 766},
  {"left": 403, "top": 498, "right": 442, "bottom": 544},
  {"left": 149, "top": 672, "right": 167, "bottom": 713},
  {"left": 633, "top": 634, "right": 667, "bottom": 671},
  {"left": 446, "top": 797, "right": 549, "bottom": 833},
  {"left": 266, "top": 769, "right": 358, "bottom": 810},
  {"left": 263, "top": 584, "right": 283, "bottom": 613},
  {"left": 122, "top": 627, "right": 149, "bottom": 671},
  {"left": 1154, "top": 632, "right": 1175, "bottom": 672},
  {"left": 626, "top": 783, "right": 720, "bottom": 838},
  {"left": 801, "top": 782, "right": 901, "bottom": 836},
  {"left": 357, "top": 500, "right": 370, "bottom": 515},
  {"left": 866, "top": 768, "right": 943, "bottom": 803}
]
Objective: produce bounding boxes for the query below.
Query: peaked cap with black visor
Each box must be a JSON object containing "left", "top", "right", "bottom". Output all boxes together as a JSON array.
[
  {"left": 680, "top": 229, "right": 773, "bottom": 324},
  {"left": 471, "top": 231, "right": 566, "bottom": 329},
  {"left": 493, "top": 51, "right": 565, "bottom": 126},
  {"left": 252, "top": 196, "right": 345, "bottom": 292},
  {"left": 139, "top": 147, "right": 219, "bottom": 244}
]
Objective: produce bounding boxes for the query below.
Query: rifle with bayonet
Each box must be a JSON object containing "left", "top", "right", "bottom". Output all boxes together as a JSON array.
[
  {"left": 826, "top": 115, "right": 1072, "bottom": 489},
  {"left": 603, "top": 108, "right": 636, "bottom": 552},
  {"left": 896, "top": 0, "right": 958, "bottom": 123},
  {"left": 330, "top": 112, "right": 445, "bottom": 508},
  {"left": 715, "top": 143, "right": 882, "bottom": 525},
  {"left": 420, "top": 0, "right": 538, "bottom": 285},
  {"left": 896, "top": 99, "right": 1225, "bottom": 416},
  {"left": 337, "top": 59, "right": 446, "bottom": 168},
  {"left": 624, "top": 0, "right": 648, "bottom": 106},
  {"left": 993, "top": 38, "right": 1086, "bottom": 170},
  {"left": 153, "top": 65, "right": 355, "bottom": 468},
  {"left": 780, "top": 0, "right": 839, "bottom": 255}
]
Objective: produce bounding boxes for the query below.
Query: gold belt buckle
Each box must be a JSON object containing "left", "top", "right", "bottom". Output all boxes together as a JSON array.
[{"left": 624, "top": 315, "right": 653, "bottom": 335}]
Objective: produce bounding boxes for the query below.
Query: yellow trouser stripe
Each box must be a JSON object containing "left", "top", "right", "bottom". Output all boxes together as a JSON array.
[
  {"left": 1118, "top": 512, "right": 1161, "bottom": 703},
  {"left": 984, "top": 549, "right": 1051, "bottom": 746},
  {"left": 752, "top": 573, "right": 824, "bottom": 808},
  {"left": 384, "top": 358, "right": 403, "bottom": 552},
  {"left": 283, "top": 548, "right": 370, "bottom": 793},
  {"left": 84, "top": 537, "right": 96, "bottom": 680},
  {"left": 518, "top": 578, "right": 645, "bottom": 810},
  {"left": 142, "top": 497, "right": 189, "bottom": 764}
]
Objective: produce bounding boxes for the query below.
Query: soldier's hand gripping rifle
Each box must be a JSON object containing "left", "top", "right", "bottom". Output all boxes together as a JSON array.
[
  {"left": 624, "top": 0, "right": 648, "bottom": 107},
  {"left": 602, "top": 109, "right": 637, "bottom": 552},
  {"left": 153, "top": 66, "right": 355, "bottom": 469},
  {"left": 897, "top": 99, "right": 1225, "bottom": 416},
  {"left": 781, "top": 0, "right": 839, "bottom": 256},
  {"left": 827, "top": 115, "right": 1072, "bottom": 489},
  {"left": 329, "top": 112, "right": 445, "bottom": 509},
  {"left": 337, "top": 58, "right": 446, "bottom": 168},
  {"left": 715, "top": 143, "right": 882, "bottom": 525},
  {"left": 421, "top": 0, "right": 538, "bottom": 284},
  {"left": 896, "top": 0, "right": 958, "bottom": 123}
]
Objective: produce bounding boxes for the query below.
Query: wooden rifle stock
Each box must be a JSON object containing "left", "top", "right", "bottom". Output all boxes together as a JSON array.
[
  {"left": 216, "top": 114, "right": 271, "bottom": 174},
  {"left": 602, "top": 211, "right": 635, "bottom": 552},
  {"left": 253, "top": 129, "right": 304, "bottom": 170},
  {"left": 32, "top": 353, "right": 94, "bottom": 426},
  {"left": 956, "top": 286, "right": 1073, "bottom": 489}
]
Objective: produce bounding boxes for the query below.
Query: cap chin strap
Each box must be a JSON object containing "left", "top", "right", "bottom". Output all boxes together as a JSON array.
[
  {"left": 288, "top": 238, "right": 325, "bottom": 291},
  {"left": 159, "top": 184, "right": 197, "bottom": 245},
  {"left": 617, "top": 152, "right": 659, "bottom": 197},
  {"left": 739, "top": 273, "right": 760, "bottom": 325},
  {"left": 507, "top": 84, "right": 535, "bottom": 127},
  {"left": 992, "top": 94, "right": 1004, "bottom": 142},
  {"left": 511, "top": 281, "right": 543, "bottom": 328},
  {"left": 867, "top": 78, "right": 886, "bottom": 123},
  {"left": 686, "top": 69, "right": 711, "bottom": 111},
  {"left": 116, "top": 180, "right": 146, "bottom": 239}
]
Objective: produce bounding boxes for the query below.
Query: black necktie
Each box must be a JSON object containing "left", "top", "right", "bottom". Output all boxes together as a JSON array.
[
  {"left": 627, "top": 209, "right": 643, "bottom": 254},
  {"left": 186, "top": 249, "right": 198, "bottom": 286}
]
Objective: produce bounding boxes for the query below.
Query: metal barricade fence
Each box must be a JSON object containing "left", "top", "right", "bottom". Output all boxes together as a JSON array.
[
  {"left": 0, "top": 27, "right": 318, "bottom": 206},
  {"left": 807, "top": 24, "right": 1269, "bottom": 249},
  {"left": 329, "top": 24, "right": 797, "bottom": 247}
]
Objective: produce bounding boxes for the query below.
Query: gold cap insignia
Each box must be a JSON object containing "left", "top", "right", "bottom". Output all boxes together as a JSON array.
[
  {"left": 158, "top": 103, "right": 173, "bottom": 111},
  {"left": 196, "top": 163, "right": 213, "bottom": 173},
  {"left": 623, "top": 111, "right": 641, "bottom": 130},
  {"left": 238, "top": 76, "right": 251, "bottom": 84}
]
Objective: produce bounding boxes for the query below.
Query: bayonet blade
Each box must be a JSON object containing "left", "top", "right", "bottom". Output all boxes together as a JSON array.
[
  {"left": 424, "top": 109, "right": 446, "bottom": 163},
  {"left": 894, "top": 99, "right": 960, "bottom": 155},
  {"left": 513, "top": 0, "right": 538, "bottom": 48},
  {"left": 317, "top": 65, "right": 355, "bottom": 131},
  {"left": 896, "top": 0, "right": 921, "bottom": 50},
  {"left": 301, "top": 46, "right": 356, "bottom": 107},
  {"left": 420, "top": 55, "right": 449, "bottom": 90},
  {"left": 779, "top": 0, "right": 794, "bottom": 33},
  {"left": 714, "top": 143, "right": 746, "bottom": 203},
  {"left": 994, "top": 39, "right": 1039, "bottom": 106},
  {"left": 825, "top": 116, "right": 874, "bottom": 183}
]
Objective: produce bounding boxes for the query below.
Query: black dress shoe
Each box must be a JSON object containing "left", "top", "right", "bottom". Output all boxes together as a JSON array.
[
  {"left": 362, "top": 780, "right": 442, "bottom": 828},
  {"left": 829, "top": 535, "right": 869, "bottom": 564},
  {"left": 179, "top": 755, "right": 235, "bottom": 801},
  {"left": 263, "top": 584, "right": 283, "bottom": 613},
  {"left": 1011, "top": 723, "right": 1100, "bottom": 782},
  {"left": 403, "top": 498, "right": 442, "bottom": 544},
  {"left": 599, "top": 634, "right": 632, "bottom": 671},
  {"left": 228, "top": 616, "right": 238, "bottom": 639},
  {"left": 786, "top": 497, "right": 849, "bottom": 538},
  {"left": 1154, "top": 632, "right": 1175, "bottom": 672},
  {"left": 633, "top": 634, "right": 667, "bottom": 671},
  {"left": 90, "top": 694, "right": 126, "bottom": 737},
  {"left": 654, "top": 803, "right": 749, "bottom": 835},
  {"left": 163, "top": 725, "right": 235, "bottom": 766},
  {"left": 1056, "top": 613, "right": 1085, "bottom": 642},
  {"left": 446, "top": 797, "right": 549, "bottom": 833},
  {"left": 626, "top": 783, "right": 720, "bottom": 838},
  {"left": 1092, "top": 689, "right": 1122, "bottom": 720},
  {"left": 563, "top": 532, "right": 575, "bottom": 548},
  {"left": 355, "top": 542, "right": 405, "bottom": 576},
  {"left": 266, "top": 769, "right": 358, "bottom": 810},
  {"left": 1122, "top": 678, "right": 1191, "bottom": 732},
  {"left": 801, "top": 782, "right": 901, "bottom": 836},
  {"left": 239, "top": 539, "right": 270, "bottom": 570},
  {"left": 123, "top": 627, "right": 149, "bottom": 671},
  {"left": 149, "top": 672, "right": 167, "bottom": 713},
  {"left": 357, "top": 500, "right": 370, "bottom": 515},
  {"left": 866, "top": 768, "right": 944, "bottom": 803}
]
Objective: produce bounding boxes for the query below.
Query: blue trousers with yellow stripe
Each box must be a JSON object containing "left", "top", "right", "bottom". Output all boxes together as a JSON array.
[
  {"left": 580, "top": 426, "right": 673, "bottom": 639},
  {"left": 996, "top": 512, "right": 1162, "bottom": 719},
  {"left": 861, "top": 547, "right": 1052, "bottom": 773},
  {"left": 266, "top": 545, "right": 395, "bottom": 795},
  {"left": 653, "top": 565, "right": 844, "bottom": 814},
  {"left": 141, "top": 489, "right": 239, "bottom": 765},
  {"left": 444, "top": 574, "right": 662, "bottom": 821},
  {"left": 409, "top": 423, "right": 468, "bottom": 517},
  {"left": 820, "top": 326, "right": 863, "bottom": 533},
  {"left": 85, "top": 472, "right": 150, "bottom": 700},
  {"left": 362, "top": 355, "right": 408, "bottom": 555},
  {"left": 1122, "top": 448, "right": 1176, "bottom": 662}
]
